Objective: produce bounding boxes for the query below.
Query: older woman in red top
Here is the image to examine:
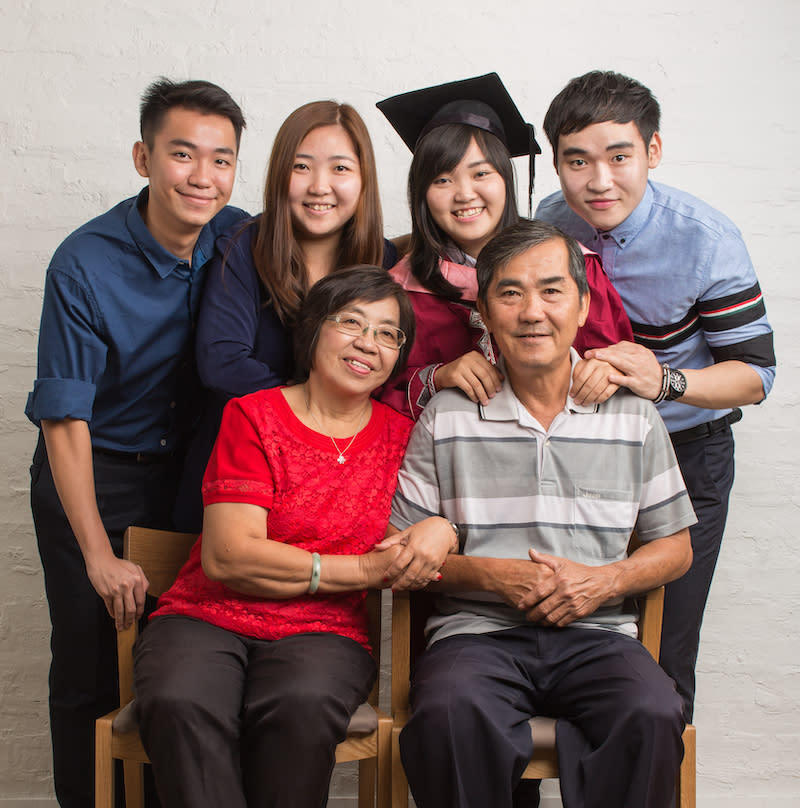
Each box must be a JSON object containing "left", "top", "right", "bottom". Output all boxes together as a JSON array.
[{"left": 133, "top": 266, "right": 456, "bottom": 808}]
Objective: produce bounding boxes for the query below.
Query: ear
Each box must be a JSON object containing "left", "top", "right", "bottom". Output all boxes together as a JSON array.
[
  {"left": 647, "top": 132, "right": 662, "bottom": 170},
  {"left": 476, "top": 297, "right": 492, "bottom": 333},
  {"left": 577, "top": 289, "right": 591, "bottom": 329},
  {"left": 132, "top": 141, "right": 150, "bottom": 179}
]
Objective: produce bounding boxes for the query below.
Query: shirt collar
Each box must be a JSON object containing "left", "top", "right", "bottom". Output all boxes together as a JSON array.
[
  {"left": 599, "top": 180, "right": 655, "bottom": 249},
  {"left": 126, "top": 187, "right": 216, "bottom": 278},
  {"left": 479, "top": 348, "right": 598, "bottom": 423}
]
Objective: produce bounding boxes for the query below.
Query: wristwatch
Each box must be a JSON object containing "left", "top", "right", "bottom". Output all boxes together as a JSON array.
[
  {"left": 445, "top": 519, "right": 461, "bottom": 552},
  {"left": 664, "top": 366, "right": 687, "bottom": 401}
]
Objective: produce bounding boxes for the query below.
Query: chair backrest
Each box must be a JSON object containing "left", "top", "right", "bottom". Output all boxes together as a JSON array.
[
  {"left": 364, "top": 589, "right": 382, "bottom": 706},
  {"left": 391, "top": 582, "right": 665, "bottom": 721},
  {"left": 119, "top": 526, "right": 384, "bottom": 706},
  {"left": 124, "top": 526, "right": 199, "bottom": 597},
  {"left": 117, "top": 527, "right": 198, "bottom": 705}
]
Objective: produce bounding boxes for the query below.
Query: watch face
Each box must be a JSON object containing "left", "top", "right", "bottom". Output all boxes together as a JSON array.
[{"left": 668, "top": 369, "right": 687, "bottom": 398}]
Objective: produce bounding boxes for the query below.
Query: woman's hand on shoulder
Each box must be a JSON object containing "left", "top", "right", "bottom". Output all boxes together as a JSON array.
[
  {"left": 373, "top": 517, "right": 458, "bottom": 591},
  {"left": 435, "top": 351, "right": 503, "bottom": 406}
]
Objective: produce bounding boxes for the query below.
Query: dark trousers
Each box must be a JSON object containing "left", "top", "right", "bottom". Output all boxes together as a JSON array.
[
  {"left": 661, "top": 428, "right": 735, "bottom": 722},
  {"left": 400, "top": 626, "right": 684, "bottom": 808},
  {"left": 30, "top": 434, "right": 177, "bottom": 808},
  {"left": 133, "top": 616, "right": 376, "bottom": 808}
]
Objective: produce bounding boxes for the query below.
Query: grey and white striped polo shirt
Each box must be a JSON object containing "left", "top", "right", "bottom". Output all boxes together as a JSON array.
[{"left": 391, "top": 363, "right": 697, "bottom": 644}]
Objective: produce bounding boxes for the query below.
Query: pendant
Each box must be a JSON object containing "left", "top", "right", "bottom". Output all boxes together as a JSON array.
[{"left": 337, "top": 454, "right": 346, "bottom": 464}]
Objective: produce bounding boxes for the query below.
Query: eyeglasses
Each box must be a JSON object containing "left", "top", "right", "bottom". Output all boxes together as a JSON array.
[{"left": 326, "top": 313, "right": 406, "bottom": 350}]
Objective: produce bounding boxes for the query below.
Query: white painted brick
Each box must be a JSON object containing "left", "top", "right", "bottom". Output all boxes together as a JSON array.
[{"left": 2, "top": 0, "right": 798, "bottom": 803}]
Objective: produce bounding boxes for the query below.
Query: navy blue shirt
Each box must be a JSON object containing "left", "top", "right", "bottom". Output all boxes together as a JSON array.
[
  {"left": 171, "top": 218, "right": 398, "bottom": 531},
  {"left": 25, "top": 188, "right": 248, "bottom": 453},
  {"left": 196, "top": 216, "right": 399, "bottom": 398}
]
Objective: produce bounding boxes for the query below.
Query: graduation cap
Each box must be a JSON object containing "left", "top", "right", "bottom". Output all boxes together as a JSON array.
[{"left": 377, "top": 73, "right": 541, "bottom": 215}]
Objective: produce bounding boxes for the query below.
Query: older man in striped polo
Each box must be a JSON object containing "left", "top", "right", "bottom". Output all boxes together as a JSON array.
[{"left": 388, "top": 219, "right": 696, "bottom": 808}]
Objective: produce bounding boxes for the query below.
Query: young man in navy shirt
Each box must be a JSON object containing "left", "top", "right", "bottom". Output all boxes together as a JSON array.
[
  {"left": 536, "top": 70, "right": 775, "bottom": 723},
  {"left": 26, "top": 78, "right": 247, "bottom": 807}
]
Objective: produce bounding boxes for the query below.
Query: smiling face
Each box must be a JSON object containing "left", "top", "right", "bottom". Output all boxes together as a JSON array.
[
  {"left": 477, "top": 238, "right": 589, "bottom": 380},
  {"left": 132, "top": 106, "right": 238, "bottom": 257},
  {"left": 311, "top": 296, "right": 402, "bottom": 397},
  {"left": 556, "top": 120, "right": 662, "bottom": 232},
  {"left": 288, "top": 124, "right": 363, "bottom": 244},
  {"left": 425, "top": 137, "right": 507, "bottom": 258}
]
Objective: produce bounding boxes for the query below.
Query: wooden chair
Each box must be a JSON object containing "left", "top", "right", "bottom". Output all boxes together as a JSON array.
[
  {"left": 390, "top": 587, "right": 696, "bottom": 808},
  {"left": 95, "top": 526, "right": 392, "bottom": 808}
]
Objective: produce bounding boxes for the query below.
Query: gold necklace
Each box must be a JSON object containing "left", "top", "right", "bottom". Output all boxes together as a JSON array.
[{"left": 304, "top": 384, "right": 370, "bottom": 465}]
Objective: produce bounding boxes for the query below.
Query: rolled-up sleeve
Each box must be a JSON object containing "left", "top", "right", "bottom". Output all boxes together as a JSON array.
[
  {"left": 25, "top": 267, "right": 106, "bottom": 425},
  {"left": 698, "top": 233, "right": 776, "bottom": 398}
]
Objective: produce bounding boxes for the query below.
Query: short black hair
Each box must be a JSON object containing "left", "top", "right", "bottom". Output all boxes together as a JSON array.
[
  {"left": 543, "top": 71, "right": 660, "bottom": 166},
  {"left": 293, "top": 266, "right": 416, "bottom": 382},
  {"left": 476, "top": 220, "right": 588, "bottom": 303},
  {"left": 139, "top": 78, "right": 246, "bottom": 149}
]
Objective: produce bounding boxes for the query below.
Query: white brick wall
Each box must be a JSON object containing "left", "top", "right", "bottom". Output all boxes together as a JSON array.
[{"left": 2, "top": 0, "right": 798, "bottom": 804}]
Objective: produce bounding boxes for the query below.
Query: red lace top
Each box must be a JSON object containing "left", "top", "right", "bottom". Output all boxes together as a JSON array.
[{"left": 153, "top": 387, "right": 413, "bottom": 649}]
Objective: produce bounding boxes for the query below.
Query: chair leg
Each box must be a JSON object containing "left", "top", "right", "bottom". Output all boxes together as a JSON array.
[
  {"left": 390, "top": 726, "right": 408, "bottom": 808},
  {"left": 358, "top": 757, "right": 376, "bottom": 807},
  {"left": 123, "top": 760, "right": 145, "bottom": 808},
  {"left": 95, "top": 717, "right": 115, "bottom": 808},
  {"left": 376, "top": 715, "right": 392, "bottom": 808},
  {"left": 678, "top": 724, "right": 696, "bottom": 808}
]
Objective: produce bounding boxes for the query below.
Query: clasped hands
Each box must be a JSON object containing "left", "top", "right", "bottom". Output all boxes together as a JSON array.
[
  {"left": 497, "top": 550, "right": 616, "bottom": 627},
  {"left": 369, "top": 517, "right": 458, "bottom": 591}
]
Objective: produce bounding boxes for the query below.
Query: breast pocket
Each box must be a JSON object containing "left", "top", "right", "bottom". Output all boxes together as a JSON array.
[{"left": 571, "top": 482, "right": 636, "bottom": 562}]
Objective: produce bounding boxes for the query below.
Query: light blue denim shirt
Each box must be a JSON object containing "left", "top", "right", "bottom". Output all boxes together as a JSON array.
[{"left": 536, "top": 181, "right": 775, "bottom": 433}]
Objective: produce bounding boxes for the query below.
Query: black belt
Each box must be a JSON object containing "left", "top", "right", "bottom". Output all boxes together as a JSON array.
[
  {"left": 92, "top": 446, "right": 173, "bottom": 465},
  {"left": 669, "top": 408, "right": 742, "bottom": 447}
]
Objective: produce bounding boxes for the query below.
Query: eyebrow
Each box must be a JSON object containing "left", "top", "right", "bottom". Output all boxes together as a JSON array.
[
  {"left": 494, "top": 275, "right": 568, "bottom": 289},
  {"left": 168, "top": 138, "right": 235, "bottom": 156},
  {"left": 535, "top": 275, "right": 568, "bottom": 287},
  {"left": 561, "top": 141, "right": 635, "bottom": 157},
  {"left": 339, "top": 306, "right": 399, "bottom": 325},
  {"left": 605, "top": 141, "right": 636, "bottom": 151},
  {"left": 295, "top": 153, "right": 357, "bottom": 162}
]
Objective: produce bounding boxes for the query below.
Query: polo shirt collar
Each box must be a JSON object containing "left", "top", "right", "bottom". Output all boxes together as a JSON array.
[
  {"left": 126, "top": 187, "right": 216, "bottom": 278},
  {"left": 479, "top": 348, "right": 598, "bottom": 423},
  {"left": 600, "top": 180, "right": 655, "bottom": 250}
]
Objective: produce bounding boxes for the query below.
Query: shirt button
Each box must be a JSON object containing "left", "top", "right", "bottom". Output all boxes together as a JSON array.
[
  {"left": 602, "top": 234, "right": 610, "bottom": 240},
  {"left": 544, "top": 440, "right": 551, "bottom": 448},
  {"left": 160, "top": 439, "right": 167, "bottom": 447},
  {"left": 620, "top": 238, "right": 626, "bottom": 244}
]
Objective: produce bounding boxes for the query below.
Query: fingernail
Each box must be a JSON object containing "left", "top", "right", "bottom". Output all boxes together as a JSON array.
[
  {"left": 435, "top": 573, "right": 442, "bottom": 581},
  {"left": 382, "top": 576, "right": 389, "bottom": 582}
]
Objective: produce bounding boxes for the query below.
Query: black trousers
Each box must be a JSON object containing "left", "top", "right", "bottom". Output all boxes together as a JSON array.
[
  {"left": 30, "top": 434, "right": 177, "bottom": 808},
  {"left": 660, "top": 428, "right": 735, "bottom": 722},
  {"left": 400, "top": 626, "right": 684, "bottom": 808},
  {"left": 133, "top": 616, "right": 376, "bottom": 808}
]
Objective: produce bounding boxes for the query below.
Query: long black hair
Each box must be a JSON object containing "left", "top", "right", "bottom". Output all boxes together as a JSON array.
[{"left": 407, "top": 124, "right": 519, "bottom": 302}]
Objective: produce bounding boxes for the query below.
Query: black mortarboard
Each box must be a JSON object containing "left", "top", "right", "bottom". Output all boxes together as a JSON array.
[{"left": 377, "top": 73, "right": 541, "bottom": 215}]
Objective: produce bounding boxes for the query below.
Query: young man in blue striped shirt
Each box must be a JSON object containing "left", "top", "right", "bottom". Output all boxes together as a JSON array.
[{"left": 534, "top": 70, "right": 775, "bottom": 725}]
